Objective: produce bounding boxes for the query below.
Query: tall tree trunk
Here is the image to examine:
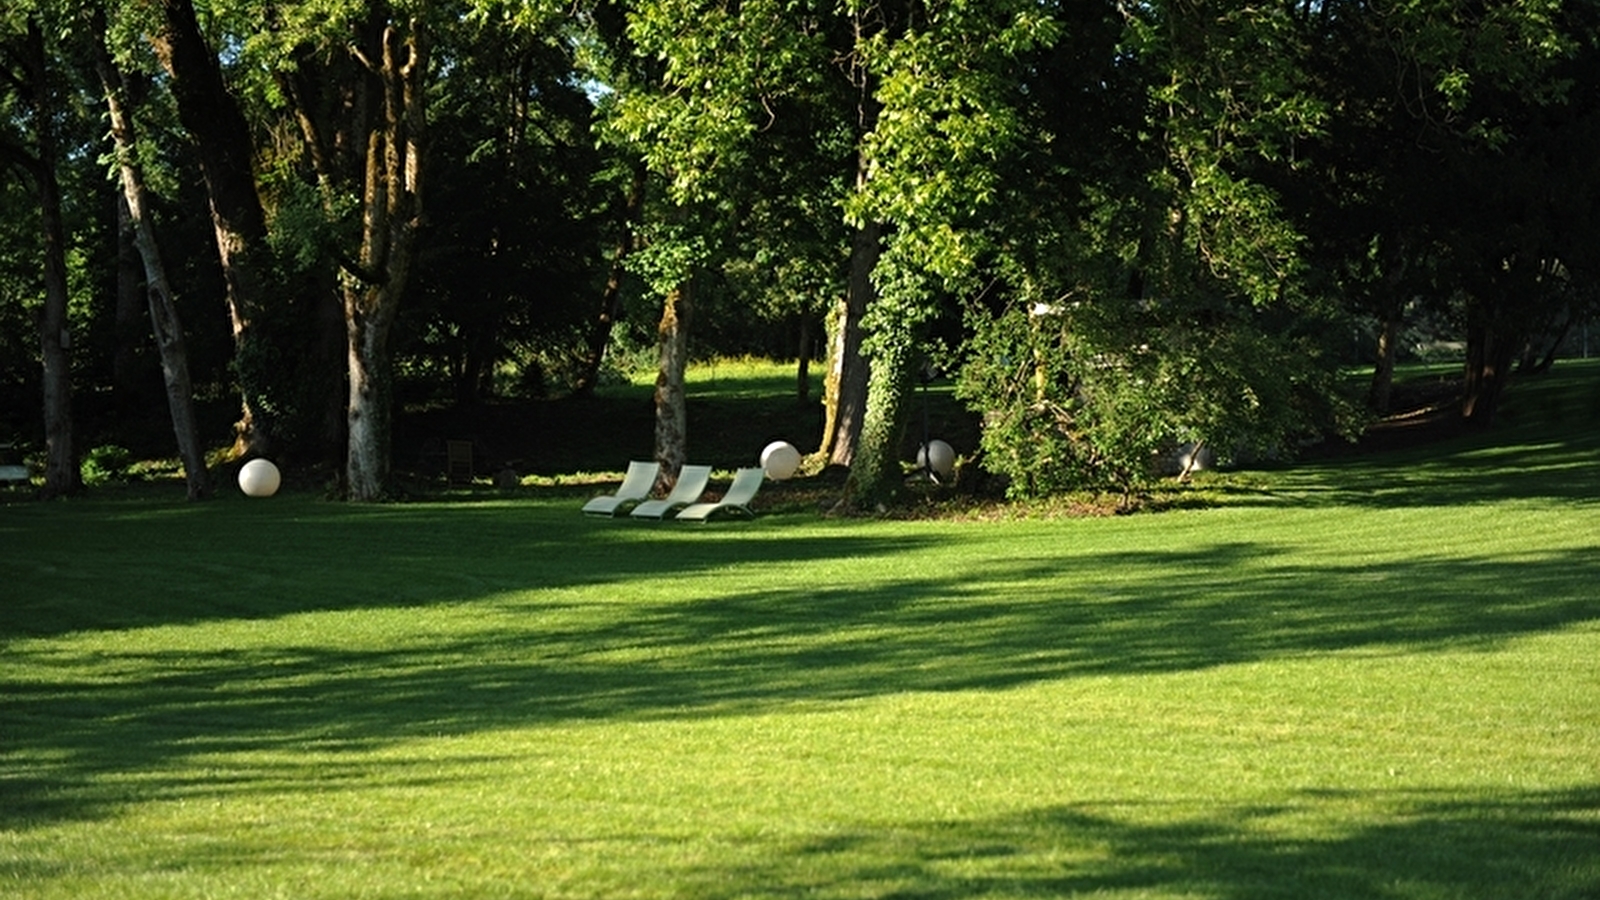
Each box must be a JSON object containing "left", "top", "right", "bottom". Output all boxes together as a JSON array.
[
  {"left": 19, "top": 20, "right": 78, "bottom": 498},
  {"left": 344, "top": 19, "right": 427, "bottom": 501},
  {"left": 455, "top": 313, "right": 500, "bottom": 407},
  {"left": 1462, "top": 318, "right": 1518, "bottom": 428},
  {"left": 1518, "top": 305, "right": 1576, "bottom": 375},
  {"left": 1366, "top": 239, "right": 1409, "bottom": 415},
  {"left": 653, "top": 282, "right": 692, "bottom": 490},
  {"left": 346, "top": 286, "right": 399, "bottom": 498},
  {"left": 574, "top": 163, "right": 647, "bottom": 398},
  {"left": 37, "top": 195, "right": 75, "bottom": 499},
  {"left": 818, "top": 219, "right": 876, "bottom": 468},
  {"left": 113, "top": 194, "right": 144, "bottom": 401},
  {"left": 275, "top": 19, "right": 377, "bottom": 484},
  {"left": 150, "top": 0, "right": 276, "bottom": 458},
  {"left": 1368, "top": 313, "right": 1399, "bottom": 415},
  {"left": 844, "top": 313, "right": 916, "bottom": 508},
  {"left": 816, "top": 57, "right": 882, "bottom": 469},
  {"left": 93, "top": 16, "right": 211, "bottom": 499}
]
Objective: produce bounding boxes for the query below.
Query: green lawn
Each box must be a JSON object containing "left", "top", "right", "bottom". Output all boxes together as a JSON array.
[{"left": 3, "top": 362, "right": 1598, "bottom": 899}]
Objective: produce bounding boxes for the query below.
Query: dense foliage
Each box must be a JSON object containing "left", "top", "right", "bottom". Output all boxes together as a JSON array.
[{"left": 1, "top": 0, "right": 1595, "bottom": 501}]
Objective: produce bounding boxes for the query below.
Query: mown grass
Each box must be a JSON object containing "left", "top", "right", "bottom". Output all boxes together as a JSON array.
[{"left": 2, "top": 361, "right": 1598, "bottom": 899}]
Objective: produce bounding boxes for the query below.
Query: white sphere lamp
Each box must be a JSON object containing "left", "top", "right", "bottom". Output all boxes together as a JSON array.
[
  {"left": 760, "top": 440, "right": 801, "bottom": 480},
  {"left": 917, "top": 439, "right": 956, "bottom": 478},
  {"left": 238, "top": 458, "right": 281, "bottom": 498}
]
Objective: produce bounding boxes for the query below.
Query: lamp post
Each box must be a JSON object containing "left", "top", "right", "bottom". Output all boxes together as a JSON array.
[
  {"left": 915, "top": 359, "right": 956, "bottom": 484},
  {"left": 919, "top": 358, "right": 934, "bottom": 482}
]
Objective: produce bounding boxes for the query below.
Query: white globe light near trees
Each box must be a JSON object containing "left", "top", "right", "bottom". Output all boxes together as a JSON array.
[
  {"left": 760, "top": 441, "right": 801, "bottom": 480},
  {"left": 918, "top": 439, "right": 956, "bottom": 477},
  {"left": 238, "top": 458, "right": 281, "bottom": 497}
]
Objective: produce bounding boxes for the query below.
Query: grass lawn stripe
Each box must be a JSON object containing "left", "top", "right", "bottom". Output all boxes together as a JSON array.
[{"left": 3, "top": 362, "right": 1598, "bottom": 898}]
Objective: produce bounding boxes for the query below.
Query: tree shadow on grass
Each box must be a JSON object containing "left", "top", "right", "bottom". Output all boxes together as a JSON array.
[
  {"left": 1240, "top": 424, "right": 1600, "bottom": 511},
  {"left": 675, "top": 786, "right": 1600, "bottom": 899},
  {"left": 0, "top": 497, "right": 942, "bottom": 637},
  {"left": 1245, "top": 365, "right": 1600, "bottom": 511},
  {"left": 4, "top": 507, "right": 1597, "bottom": 831}
]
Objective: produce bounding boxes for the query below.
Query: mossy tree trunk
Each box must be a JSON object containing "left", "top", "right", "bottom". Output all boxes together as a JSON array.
[
  {"left": 818, "top": 219, "right": 877, "bottom": 469},
  {"left": 344, "top": 19, "right": 427, "bottom": 502},
  {"left": 652, "top": 281, "right": 692, "bottom": 490}
]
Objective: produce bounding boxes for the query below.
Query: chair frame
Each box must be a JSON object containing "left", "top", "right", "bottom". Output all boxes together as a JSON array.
[
  {"left": 630, "top": 464, "right": 713, "bottom": 520},
  {"left": 675, "top": 467, "right": 764, "bottom": 522},
  {"left": 446, "top": 440, "right": 474, "bottom": 484},
  {"left": 581, "top": 460, "right": 661, "bottom": 516}
]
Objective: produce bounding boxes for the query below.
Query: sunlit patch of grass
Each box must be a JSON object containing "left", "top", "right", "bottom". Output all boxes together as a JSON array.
[{"left": 3, "top": 361, "right": 1598, "bottom": 899}]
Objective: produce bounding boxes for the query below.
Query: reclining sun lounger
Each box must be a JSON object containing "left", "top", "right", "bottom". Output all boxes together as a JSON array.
[
  {"left": 675, "top": 467, "right": 764, "bottom": 522},
  {"left": 581, "top": 460, "right": 660, "bottom": 516},
  {"left": 629, "top": 464, "right": 712, "bottom": 520}
]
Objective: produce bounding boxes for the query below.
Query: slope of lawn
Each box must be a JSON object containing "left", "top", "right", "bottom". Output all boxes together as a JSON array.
[{"left": 2, "top": 360, "right": 1598, "bottom": 899}]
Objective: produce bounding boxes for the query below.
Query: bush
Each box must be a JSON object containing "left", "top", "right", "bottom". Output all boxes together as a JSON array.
[
  {"left": 957, "top": 299, "right": 1360, "bottom": 501},
  {"left": 81, "top": 444, "right": 134, "bottom": 486}
]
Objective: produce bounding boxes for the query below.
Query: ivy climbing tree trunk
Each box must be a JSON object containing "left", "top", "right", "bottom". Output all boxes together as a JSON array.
[
  {"left": 93, "top": 17, "right": 210, "bottom": 499},
  {"left": 838, "top": 1, "right": 1062, "bottom": 507},
  {"left": 845, "top": 314, "right": 916, "bottom": 509}
]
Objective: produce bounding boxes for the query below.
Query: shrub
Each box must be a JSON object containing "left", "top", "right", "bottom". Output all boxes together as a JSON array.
[
  {"left": 80, "top": 444, "right": 134, "bottom": 486},
  {"left": 957, "top": 298, "right": 1360, "bottom": 501}
]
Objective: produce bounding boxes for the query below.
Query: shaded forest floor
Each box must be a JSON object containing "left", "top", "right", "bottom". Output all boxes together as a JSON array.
[
  {"left": 1311, "top": 372, "right": 1467, "bottom": 458},
  {"left": 30, "top": 361, "right": 1586, "bottom": 506},
  {"left": 396, "top": 368, "right": 1476, "bottom": 484},
  {"left": 393, "top": 369, "right": 984, "bottom": 485}
]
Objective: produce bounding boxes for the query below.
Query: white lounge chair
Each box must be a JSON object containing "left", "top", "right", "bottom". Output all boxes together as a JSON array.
[
  {"left": 581, "top": 460, "right": 660, "bottom": 516},
  {"left": 630, "top": 464, "right": 712, "bottom": 520},
  {"left": 675, "top": 467, "right": 764, "bottom": 522}
]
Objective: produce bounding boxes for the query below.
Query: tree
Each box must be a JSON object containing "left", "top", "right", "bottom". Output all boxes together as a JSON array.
[
  {"left": 952, "top": 0, "right": 1365, "bottom": 500},
  {"left": 335, "top": 12, "right": 427, "bottom": 500},
  {"left": 1295, "top": 0, "right": 1600, "bottom": 427},
  {"left": 571, "top": 157, "right": 646, "bottom": 398},
  {"left": 816, "top": 2, "right": 880, "bottom": 472},
  {"left": 0, "top": 169, "right": 40, "bottom": 438},
  {"left": 153, "top": 0, "right": 432, "bottom": 499},
  {"left": 0, "top": 12, "right": 78, "bottom": 498},
  {"left": 609, "top": 0, "right": 835, "bottom": 483},
  {"left": 651, "top": 271, "right": 693, "bottom": 482},
  {"left": 613, "top": 0, "right": 1061, "bottom": 504},
  {"left": 413, "top": 11, "right": 610, "bottom": 405},
  {"left": 90, "top": 4, "right": 210, "bottom": 499},
  {"left": 9, "top": 0, "right": 1593, "bottom": 508},
  {"left": 840, "top": 0, "right": 1063, "bottom": 505},
  {"left": 109, "top": 0, "right": 609, "bottom": 498},
  {"left": 147, "top": 0, "right": 281, "bottom": 458},
  {"left": 1288, "top": 2, "right": 1435, "bottom": 414}
]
